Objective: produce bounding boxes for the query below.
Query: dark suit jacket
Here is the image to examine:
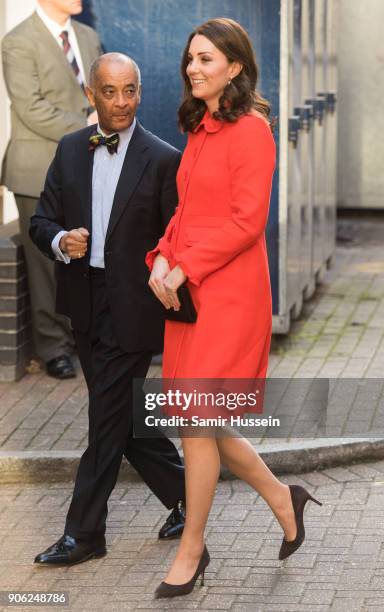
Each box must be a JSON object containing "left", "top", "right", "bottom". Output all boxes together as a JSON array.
[{"left": 30, "top": 121, "right": 181, "bottom": 353}]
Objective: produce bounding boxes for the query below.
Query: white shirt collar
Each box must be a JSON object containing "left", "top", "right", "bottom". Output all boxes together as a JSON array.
[
  {"left": 97, "top": 117, "right": 137, "bottom": 153},
  {"left": 36, "top": 3, "right": 72, "bottom": 39}
]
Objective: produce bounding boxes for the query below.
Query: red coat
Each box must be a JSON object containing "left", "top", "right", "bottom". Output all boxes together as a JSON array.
[{"left": 147, "top": 110, "right": 275, "bottom": 380}]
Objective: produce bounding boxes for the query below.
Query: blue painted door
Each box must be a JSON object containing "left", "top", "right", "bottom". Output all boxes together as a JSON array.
[{"left": 77, "top": 0, "right": 281, "bottom": 313}]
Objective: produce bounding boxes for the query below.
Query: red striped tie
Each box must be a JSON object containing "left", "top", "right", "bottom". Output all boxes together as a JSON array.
[{"left": 60, "top": 30, "right": 85, "bottom": 92}]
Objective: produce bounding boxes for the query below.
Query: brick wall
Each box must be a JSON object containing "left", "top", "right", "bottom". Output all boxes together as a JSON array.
[{"left": 0, "top": 219, "right": 33, "bottom": 380}]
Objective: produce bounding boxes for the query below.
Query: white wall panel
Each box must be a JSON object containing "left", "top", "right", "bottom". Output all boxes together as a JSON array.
[{"left": 338, "top": 0, "right": 384, "bottom": 208}]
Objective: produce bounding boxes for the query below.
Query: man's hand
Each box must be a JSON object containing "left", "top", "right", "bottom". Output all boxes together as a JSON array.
[
  {"left": 163, "top": 265, "right": 187, "bottom": 311},
  {"left": 148, "top": 254, "right": 173, "bottom": 308},
  {"left": 59, "top": 228, "right": 89, "bottom": 259},
  {"left": 87, "top": 110, "right": 98, "bottom": 125}
]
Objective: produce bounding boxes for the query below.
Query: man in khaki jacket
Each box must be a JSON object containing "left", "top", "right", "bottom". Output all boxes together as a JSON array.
[{"left": 1, "top": 0, "right": 101, "bottom": 378}]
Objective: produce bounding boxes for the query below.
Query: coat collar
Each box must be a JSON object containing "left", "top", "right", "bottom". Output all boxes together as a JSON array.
[
  {"left": 194, "top": 109, "right": 224, "bottom": 134},
  {"left": 72, "top": 19, "right": 94, "bottom": 84},
  {"left": 31, "top": 12, "right": 87, "bottom": 97}
]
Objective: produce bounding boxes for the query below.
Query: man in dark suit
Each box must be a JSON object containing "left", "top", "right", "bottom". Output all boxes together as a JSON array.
[
  {"left": 30, "top": 52, "right": 185, "bottom": 565},
  {"left": 1, "top": 0, "right": 101, "bottom": 378}
]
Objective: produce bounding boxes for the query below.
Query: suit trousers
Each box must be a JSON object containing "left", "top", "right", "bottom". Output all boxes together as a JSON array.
[
  {"left": 16, "top": 195, "right": 74, "bottom": 362},
  {"left": 65, "top": 267, "right": 185, "bottom": 540}
]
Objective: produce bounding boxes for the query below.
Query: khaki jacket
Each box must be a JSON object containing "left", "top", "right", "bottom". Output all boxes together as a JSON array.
[{"left": 1, "top": 12, "right": 101, "bottom": 197}]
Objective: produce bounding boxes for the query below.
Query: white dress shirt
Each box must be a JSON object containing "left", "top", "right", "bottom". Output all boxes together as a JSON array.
[
  {"left": 51, "top": 119, "right": 137, "bottom": 268},
  {"left": 36, "top": 3, "right": 86, "bottom": 83}
]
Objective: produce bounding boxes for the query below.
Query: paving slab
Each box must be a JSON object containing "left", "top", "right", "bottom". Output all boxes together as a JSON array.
[{"left": 0, "top": 460, "right": 384, "bottom": 611}]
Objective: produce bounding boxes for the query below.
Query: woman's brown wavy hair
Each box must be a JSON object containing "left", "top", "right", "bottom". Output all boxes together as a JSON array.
[{"left": 178, "top": 17, "right": 272, "bottom": 133}]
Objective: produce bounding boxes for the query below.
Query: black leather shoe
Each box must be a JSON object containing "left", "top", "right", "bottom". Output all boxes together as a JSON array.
[
  {"left": 158, "top": 500, "right": 185, "bottom": 540},
  {"left": 46, "top": 355, "right": 76, "bottom": 379},
  {"left": 34, "top": 534, "right": 106, "bottom": 565}
]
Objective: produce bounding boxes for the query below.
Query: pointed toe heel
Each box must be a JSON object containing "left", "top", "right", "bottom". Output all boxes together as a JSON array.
[
  {"left": 278, "top": 485, "right": 322, "bottom": 561},
  {"left": 155, "top": 545, "right": 210, "bottom": 599}
]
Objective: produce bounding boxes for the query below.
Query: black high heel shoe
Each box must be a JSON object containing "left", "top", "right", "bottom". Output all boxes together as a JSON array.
[
  {"left": 279, "top": 485, "right": 322, "bottom": 561},
  {"left": 155, "top": 545, "right": 210, "bottom": 599}
]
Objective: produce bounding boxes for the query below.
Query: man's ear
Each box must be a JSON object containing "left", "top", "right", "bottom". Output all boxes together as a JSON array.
[
  {"left": 137, "top": 84, "right": 142, "bottom": 104},
  {"left": 85, "top": 85, "right": 95, "bottom": 108}
]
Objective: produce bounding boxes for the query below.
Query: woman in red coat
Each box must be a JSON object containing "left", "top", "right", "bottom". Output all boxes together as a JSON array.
[{"left": 147, "top": 18, "right": 322, "bottom": 598}]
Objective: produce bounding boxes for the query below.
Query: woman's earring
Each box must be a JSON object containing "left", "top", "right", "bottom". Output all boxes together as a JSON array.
[{"left": 227, "top": 78, "right": 232, "bottom": 86}]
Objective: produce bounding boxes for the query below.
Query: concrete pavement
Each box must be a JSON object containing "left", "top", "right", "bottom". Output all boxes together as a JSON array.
[{"left": 0, "top": 459, "right": 384, "bottom": 611}]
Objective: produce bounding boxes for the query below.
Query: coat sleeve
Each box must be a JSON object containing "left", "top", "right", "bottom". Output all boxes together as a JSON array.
[
  {"left": 174, "top": 117, "right": 276, "bottom": 286},
  {"left": 29, "top": 140, "right": 67, "bottom": 259},
  {"left": 145, "top": 151, "right": 181, "bottom": 271},
  {"left": 1, "top": 33, "right": 87, "bottom": 142}
]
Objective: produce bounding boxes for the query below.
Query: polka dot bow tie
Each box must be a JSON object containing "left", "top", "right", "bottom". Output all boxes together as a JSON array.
[{"left": 89, "top": 132, "right": 120, "bottom": 155}]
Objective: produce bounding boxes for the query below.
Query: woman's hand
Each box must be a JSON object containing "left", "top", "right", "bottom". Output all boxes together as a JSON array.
[
  {"left": 148, "top": 254, "right": 172, "bottom": 308},
  {"left": 163, "top": 265, "right": 187, "bottom": 311}
]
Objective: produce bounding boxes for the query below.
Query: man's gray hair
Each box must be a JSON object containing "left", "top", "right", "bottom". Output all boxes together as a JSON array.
[{"left": 88, "top": 52, "right": 141, "bottom": 88}]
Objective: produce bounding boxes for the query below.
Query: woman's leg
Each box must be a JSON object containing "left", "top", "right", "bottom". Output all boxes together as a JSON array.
[
  {"left": 164, "top": 435, "right": 220, "bottom": 584},
  {"left": 216, "top": 433, "right": 297, "bottom": 540}
]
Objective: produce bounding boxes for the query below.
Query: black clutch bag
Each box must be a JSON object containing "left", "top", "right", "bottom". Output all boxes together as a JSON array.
[{"left": 165, "top": 283, "right": 197, "bottom": 323}]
